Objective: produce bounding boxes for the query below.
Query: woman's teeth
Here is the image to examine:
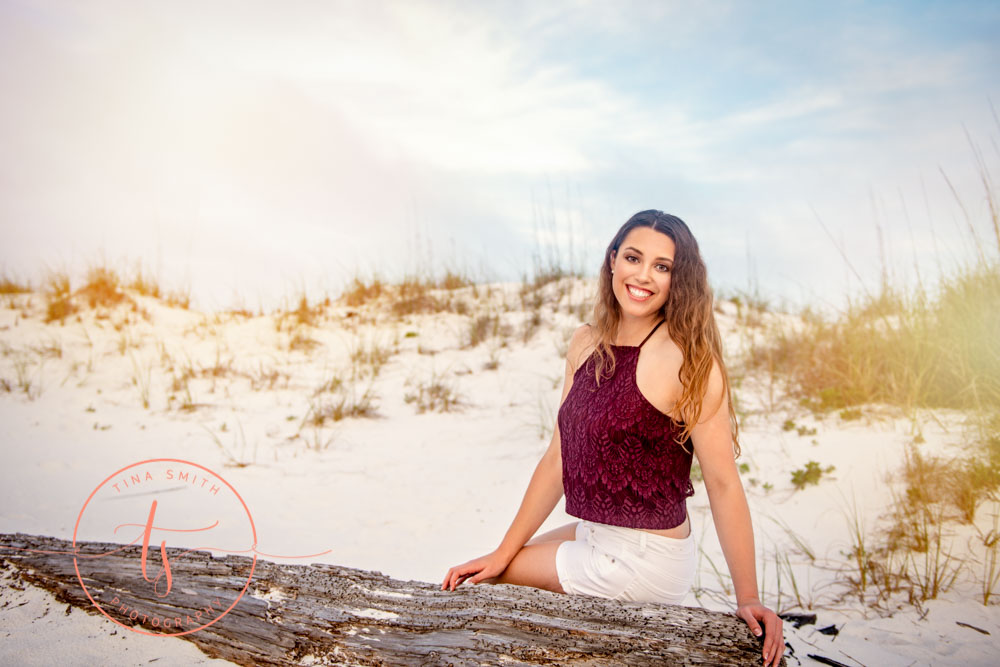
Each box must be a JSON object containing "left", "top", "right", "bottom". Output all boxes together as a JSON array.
[{"left": 627, "top": 285, "right": 652, "bottom": 299}]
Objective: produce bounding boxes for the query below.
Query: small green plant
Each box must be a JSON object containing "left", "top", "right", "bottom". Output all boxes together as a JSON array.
[{"left": 790, "top": 461, "right": 835, "bottom": 490}]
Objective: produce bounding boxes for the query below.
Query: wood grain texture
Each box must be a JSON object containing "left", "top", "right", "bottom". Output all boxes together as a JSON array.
[{"left": 1, "top": 532, "right": 783, "bottom": 666}]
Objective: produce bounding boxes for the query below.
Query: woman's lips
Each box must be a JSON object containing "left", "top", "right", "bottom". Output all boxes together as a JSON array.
[{"left": 626, "top": 284, "right": 653, "bottom": 300}]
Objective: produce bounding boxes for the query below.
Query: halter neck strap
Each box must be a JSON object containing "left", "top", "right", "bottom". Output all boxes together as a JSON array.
[{"left": 638, "top": 319, "right": 665, "bottom": 348}]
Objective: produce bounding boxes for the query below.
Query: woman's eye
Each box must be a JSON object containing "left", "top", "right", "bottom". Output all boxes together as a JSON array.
[
  {"left": 658, "top": 264, "right": 671, "bottom": 272},
  {"left": 625, "top": 255, "right": 638, "bottom": 262}
]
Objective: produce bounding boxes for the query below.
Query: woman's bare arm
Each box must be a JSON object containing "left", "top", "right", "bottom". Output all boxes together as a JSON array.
[
  {"left": 691, "top": 360, "right": 783, "bottom": 667},
  {"left": 442, "top": 325, "right": 591, "bottom": 590},
  {"left": 494, "top": 325, "right": 589, "bottom": 559}
]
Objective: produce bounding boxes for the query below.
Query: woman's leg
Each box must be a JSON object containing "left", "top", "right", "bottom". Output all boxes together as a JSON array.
[
  {"left": 479, "top": 521, "right": 580, "bottom": 592},
  {"left": 483, "top": 541, "right": 566, "bottom": 592},
  {"left": 525, "top": 521, "right": 579, "bottom": 546}
]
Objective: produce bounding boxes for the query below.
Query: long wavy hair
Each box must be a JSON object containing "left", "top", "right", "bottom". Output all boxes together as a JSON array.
[{"left": 589, "top": 210, "right": 741, "bottom": 456}]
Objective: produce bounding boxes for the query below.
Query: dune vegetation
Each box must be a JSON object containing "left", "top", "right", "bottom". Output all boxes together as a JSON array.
[
  {"left": 2, "top": 152, "right": 998, "bottom": 625},
  {"left": 740, "top": 153, "right": 1000, "bottom": 611}
]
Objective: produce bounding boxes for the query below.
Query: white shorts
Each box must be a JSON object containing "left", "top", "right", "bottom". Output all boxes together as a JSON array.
[{"left": 554, "top": 519, "right": 696, "bottom": 604}]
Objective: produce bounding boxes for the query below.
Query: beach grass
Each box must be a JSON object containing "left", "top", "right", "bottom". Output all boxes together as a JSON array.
[
  {"left": 0, "top": 272, "right": 31, "bottom": 294},
  {"left": 2, "top": 150, "right": 997, "bottom": 624},
  {"left": 742, "top": 149, "right": 1000, "bottom": 610}
]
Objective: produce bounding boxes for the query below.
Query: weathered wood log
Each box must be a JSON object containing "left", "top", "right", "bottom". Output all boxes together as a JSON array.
[{"left": 1, "top": 532, "right": 783, "bottom": 666}]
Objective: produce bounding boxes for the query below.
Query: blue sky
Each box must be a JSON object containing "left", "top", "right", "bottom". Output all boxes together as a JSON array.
[{"left": 1, "top": 0, "right": 998, "bottom": 312}]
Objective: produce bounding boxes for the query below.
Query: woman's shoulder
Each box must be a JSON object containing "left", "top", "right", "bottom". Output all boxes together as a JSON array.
[
  {"left": 566, "top": 323, "right": 599, "bottom": 373},
  {"left": 645, "top": 321, "right": 683, "bottom": 361},
  {"left": 637, "top": 324, "right": 685, "bottom": 393}
]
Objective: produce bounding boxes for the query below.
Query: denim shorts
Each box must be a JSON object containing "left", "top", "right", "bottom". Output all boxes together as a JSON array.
[{"left": 554, "top": 519, "right": 696, "bottom": 604}]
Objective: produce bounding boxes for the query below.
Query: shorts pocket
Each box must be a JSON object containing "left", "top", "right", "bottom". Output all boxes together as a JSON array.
[{"left": 582, "top": 547, "right": 637, "bottom": 600}]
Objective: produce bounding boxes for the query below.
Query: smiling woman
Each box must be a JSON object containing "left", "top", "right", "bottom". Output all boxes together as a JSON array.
[{"left": 443, "top": 210, "right": 784, "bottom": 666}]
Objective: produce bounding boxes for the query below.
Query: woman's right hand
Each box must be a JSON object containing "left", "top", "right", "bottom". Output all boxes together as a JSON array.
[{"left": 441, "top": 549, "right": 512, "bottom": 591}]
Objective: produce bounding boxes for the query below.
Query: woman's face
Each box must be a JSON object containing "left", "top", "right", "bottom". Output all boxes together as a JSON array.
[{"left": 610, "top": 226, "right": 676, "bottom": 320}]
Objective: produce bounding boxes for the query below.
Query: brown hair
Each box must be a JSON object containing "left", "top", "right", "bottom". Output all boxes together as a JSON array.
[{"left": 590, "top": 210, "right": 740, "bottom": 456}]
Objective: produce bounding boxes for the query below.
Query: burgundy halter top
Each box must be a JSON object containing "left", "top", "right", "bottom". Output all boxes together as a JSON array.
[{"left": 557, "top": 319, "right": 695, "bottom": 529}]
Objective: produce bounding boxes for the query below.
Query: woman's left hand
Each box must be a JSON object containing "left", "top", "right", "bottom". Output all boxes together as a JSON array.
[{"left": 735, "top": 600, "right": 784, "bottom": 666}]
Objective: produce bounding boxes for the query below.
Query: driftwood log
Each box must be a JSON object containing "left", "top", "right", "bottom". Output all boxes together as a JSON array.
[{"left": 1, "top": 532, "right": 783, "bottom": 666}]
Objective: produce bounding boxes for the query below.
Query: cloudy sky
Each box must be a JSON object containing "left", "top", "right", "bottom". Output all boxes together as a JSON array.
[{"left": 1, "top": 0, "right": 998, "bottom": 311}]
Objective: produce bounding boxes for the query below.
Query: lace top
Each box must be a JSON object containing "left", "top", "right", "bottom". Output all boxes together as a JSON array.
[{"left": 557, "top": 320, "right": 695, "bottom": 529}]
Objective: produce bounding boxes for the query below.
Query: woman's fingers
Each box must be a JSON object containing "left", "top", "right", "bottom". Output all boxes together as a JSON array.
[
  {"left": 442, "top": 566, "right": 461, "bottom": 590},
  {"left": 442, "top": 563, "right": 482, "bottom": 591},
  {"left": 448, "top": 567, "right": 464, "bottom": 590},
  {"left": 748, "top": 615, "right": 763, "bottom": 637},
  {"left": 443, "top": 550, "right": 508, "bottom": 591},
  {"left": 738, "top": 607, "right": 763, "bottom": 637},
  {"left": 764, "top": 613, "right": 783, "bottom": 666},
  {"left": 736, "top": 604, "right": 784, "bottom": 666},
  {"left": 753, "top": 607, "right": 782, "bottom": 666}
]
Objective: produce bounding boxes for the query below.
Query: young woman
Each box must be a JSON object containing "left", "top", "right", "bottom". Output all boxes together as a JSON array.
[{"left": 442, "top": 210, "right": 783, "bottom": 666}]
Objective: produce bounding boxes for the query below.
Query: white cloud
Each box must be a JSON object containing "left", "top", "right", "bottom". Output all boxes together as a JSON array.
[{"left": 1, "top": 1, "right": 997, "bottom": 310}]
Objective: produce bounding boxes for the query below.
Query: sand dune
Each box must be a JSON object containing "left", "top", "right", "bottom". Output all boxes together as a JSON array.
[{"left": 1, "top": 279, "right": 997, "bottom": 665}]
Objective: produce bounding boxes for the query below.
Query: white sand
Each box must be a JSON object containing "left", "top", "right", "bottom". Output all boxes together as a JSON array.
[
  {"left": 0, "top": 563, "right": 233, "bottom": 665},
  {"left": 1, "top": 281, "right": 998, "bottom": 665}
]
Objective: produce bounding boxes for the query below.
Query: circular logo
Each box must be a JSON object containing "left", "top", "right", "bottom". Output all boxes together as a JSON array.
[{"left": 73, "top": 458, "right": 257, "bottom": 636}]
